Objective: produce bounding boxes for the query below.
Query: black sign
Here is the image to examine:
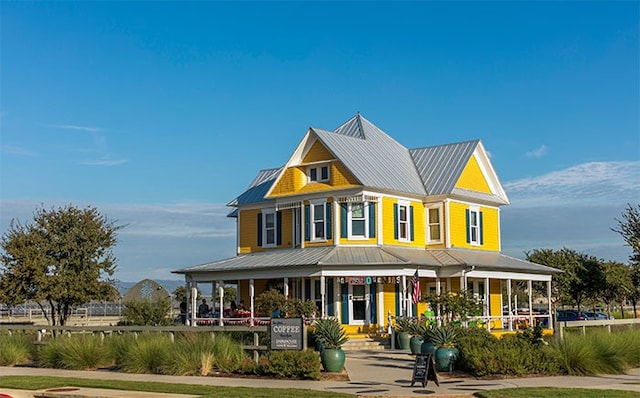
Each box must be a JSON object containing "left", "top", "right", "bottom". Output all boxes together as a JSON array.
[
  {"left": 411, "top": 353, "right": 439, "bottom": 388},
  {"left": 270, "top": 318, "right": 303, "bottom": 350}
]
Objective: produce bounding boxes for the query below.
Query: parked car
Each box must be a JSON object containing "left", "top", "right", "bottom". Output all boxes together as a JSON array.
[
  {"left": 584, "top": 311, "right": 614, "bottom": 320},
  {"left": 556, "top": 310, "right": 588, "bottom": 321}
]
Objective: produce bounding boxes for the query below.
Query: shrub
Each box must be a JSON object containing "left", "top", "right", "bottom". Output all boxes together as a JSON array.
[
  {"left": 119, "top": 333, "right": 172, "bottom": 374},
  {"left": 260, "top": 350, "right": 321, "bottom": 380},
  {"left": 120, "top": 298, "right": 173, "bottom": 326},
  {"left": 58, "top": 334, "right": 113, "bottom": 370},
  {"left": 38, "top": 338, "right": 66, "bottom": 369},
  {"left": 0, "top": 334, "right": 34, "bottom": 366}
]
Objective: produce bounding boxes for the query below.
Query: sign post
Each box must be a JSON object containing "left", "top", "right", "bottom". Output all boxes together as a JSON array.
[{"left": 410, "top": 353, "right": 439, "bottom": 388}]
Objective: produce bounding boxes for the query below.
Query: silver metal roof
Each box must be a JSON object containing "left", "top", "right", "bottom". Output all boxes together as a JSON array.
[
  {"left": 312, "top": 114, "right": 427, "bottom": 196},
  {"left": 410, "top": 140, "right": 478, "bottom": 195},
  {"left": 174, "top": 246, "right": 558, "bottom": 276}
]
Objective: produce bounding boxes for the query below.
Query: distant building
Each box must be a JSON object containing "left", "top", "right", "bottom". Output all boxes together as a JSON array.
[{"left": 123, "top": 279, "right": 171, "bottom": 302}]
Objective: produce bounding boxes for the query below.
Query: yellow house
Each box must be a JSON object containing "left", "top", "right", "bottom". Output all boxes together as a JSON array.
[{"left": 174, "top": 114, "right": 558, "bottom": 335}]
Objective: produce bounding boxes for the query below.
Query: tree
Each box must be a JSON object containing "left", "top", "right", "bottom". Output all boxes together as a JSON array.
[
  {"left": 0, "top": 205, "right": 120, "bottom": 326},
  {"left": 599, "top": 261, "right": 631, "bottom": 318},
  {"left": 612, "top": 204, "right": 640, "bottom": 265},
  {"left": 120, "top": 297, "right": 172, "bottom": 326}
]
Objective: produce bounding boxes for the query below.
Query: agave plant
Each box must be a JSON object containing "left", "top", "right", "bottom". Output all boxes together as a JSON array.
[
  {"left": 393, "top": 316, "right": 414, "bottom": 333},
  {"left": 426, "top": 325, "right": 458, "bottom": 348},
  {"left": 407, "top": 320, "right": 427, "bottom": 337},
  {"left": 313, "top": 317, "right": 349, "bottom": 349}
]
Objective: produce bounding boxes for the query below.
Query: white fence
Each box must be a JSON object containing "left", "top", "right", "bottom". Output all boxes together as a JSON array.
[{"left": 558, "top": 318, "right": 640, "bottom": 339}]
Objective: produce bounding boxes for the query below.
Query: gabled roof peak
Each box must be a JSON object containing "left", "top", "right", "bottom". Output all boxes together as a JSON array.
[{"left": 332, "top": 113, "right": 368, "bottom": 139}]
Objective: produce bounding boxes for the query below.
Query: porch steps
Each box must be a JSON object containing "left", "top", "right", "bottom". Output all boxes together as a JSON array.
[{"left": 341, "top": 336, "right": 390, "bottom": 351}]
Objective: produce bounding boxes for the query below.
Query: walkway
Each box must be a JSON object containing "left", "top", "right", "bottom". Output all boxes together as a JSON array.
[{"left": 1, "top": 350, "right": 639, "bottom": 397}]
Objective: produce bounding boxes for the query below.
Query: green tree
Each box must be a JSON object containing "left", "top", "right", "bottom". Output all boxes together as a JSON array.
[
  {"left": 120, "top": 297, "right": 172, "bottom": 326},
  {"left": 612, "top": 203, "right": 640, "bottom": 265},
  {"left": 599, "top": 261, "right": 631, "bottom": 318},
  {"left": 0, "top": 205, "right": 120, "bottom": 326}
]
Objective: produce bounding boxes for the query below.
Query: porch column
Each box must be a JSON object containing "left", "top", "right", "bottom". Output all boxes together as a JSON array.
[
  {"left": 485, "top": 277, "right": 490, "bottom": 331},
  {"left": 528, "top": 280, "right": 533, "bottom": 328},
  {"left": 218, "top": 281, "right": 224, "bottom": 326},
  {"left": 334, "top": 277, "right": 341, "bottom": 321},
  {"left": 320, "top": 275, "right": 326, "bottom": 318},
  {"left": 507, "top": 279, "right": 513, "bottom": 331},
  {"left": 377, "top": 281, "right": 384, "bottom": 333},
  {"left": 249, "top": 279, "right": 255, "bottom": 326},
  {"left": 547, "top": 280, "right": 553, "bottom": 330},
  {"left": 435, "top": 277, "right": 441, "bottom": 325},
  {"left": 190, "top": 285, "right": 197, "bottom": 326},
  {"left": 401, "top": 275, "right": 407, "bottom": 316},
  {"left": 284, "top": 277, "right": 289, "bottom": 298}
]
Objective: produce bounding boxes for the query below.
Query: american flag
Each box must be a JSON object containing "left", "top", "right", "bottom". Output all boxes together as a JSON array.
[{"left": 411, "top": 270, "right": 421, "bottom": 304}]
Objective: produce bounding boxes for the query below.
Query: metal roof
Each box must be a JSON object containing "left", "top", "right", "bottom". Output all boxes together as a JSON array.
[
  {"left": 228, "top": 167, "right": 282, "bottom": 206},
  {"left": 312, "top": 115, "right": 427, "bottom": 196},
  {"left": 410, "top": 140, "right": 478, "bottom": 195},
  {"left": 174, "top": 246, "right": 558, "bottom": 276}
]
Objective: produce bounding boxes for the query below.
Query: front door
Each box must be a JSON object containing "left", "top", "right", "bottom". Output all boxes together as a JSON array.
[{"left": 349, "top": 284, "right": 370, "bottom": 325}]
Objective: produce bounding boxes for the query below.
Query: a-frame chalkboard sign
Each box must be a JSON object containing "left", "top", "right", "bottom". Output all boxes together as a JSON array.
[{"left": 410, "top": 353, "right": 439, "bottom": 388}]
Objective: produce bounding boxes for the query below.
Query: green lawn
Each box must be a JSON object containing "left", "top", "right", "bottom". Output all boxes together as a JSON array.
[
  {"left": 474, "top": 387, "right": 640, "bottom": 398},
  {"left": 0, "top": 376, "right": 353, "bottom": 398}
]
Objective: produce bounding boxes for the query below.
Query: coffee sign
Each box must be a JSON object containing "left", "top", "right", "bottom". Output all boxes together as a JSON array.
[{"left": 270, "top": 318, "right": 303, "bottom": 350}]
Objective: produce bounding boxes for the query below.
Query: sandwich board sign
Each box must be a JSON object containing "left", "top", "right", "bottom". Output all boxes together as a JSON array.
[{"left": 410, "top": 353, "right": 439, "bottom": 388}]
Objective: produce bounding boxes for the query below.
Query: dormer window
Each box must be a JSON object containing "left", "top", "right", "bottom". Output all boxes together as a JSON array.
[{"left": 308, "top": 164, "right": 329, "bottom": 183}]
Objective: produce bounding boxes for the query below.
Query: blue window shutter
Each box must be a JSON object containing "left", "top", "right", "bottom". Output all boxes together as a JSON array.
[
  {"left": 276, "top": 211, "right": 282, "bottom": 246},
  {"left": 479, "top": 211, "right": 484, "bottom": 245},
  {"left": 326, "top": 203, "right": 332, "bottom": 240},
  {"left": 465, "top": 209, "right": 470, "bottom": 243},
  {"left": 394, "top": 283, "right": 400, "bottom": 316},
  {"left": 341, "top": 283, "right": 349, "bottom": 324},
  {"left": 327, "top": 278, "right": 334, "bottom": 316},
  {"left": 368, "top": 202, "right": 376, "bottom": 238},
  {"left": 393, "top": 203, "right": 399, "bottom": 239},
  {"left": 369, "top": 283, "right": 377, "bottom": 324},
  {"left": 409, "top": 206, "right": 415, "bottom": 241},
  {"left": 257, "top": 213, "right": 263, "bottom": 246},
  {"left": 304, "top": 205, "right": 310, "bottom": 241},
  {"left": 304, "top": 279, "right": 311, "bottom": 301},
  {"left": 340, "top": 203, "right": 348, "bottom": 238}
]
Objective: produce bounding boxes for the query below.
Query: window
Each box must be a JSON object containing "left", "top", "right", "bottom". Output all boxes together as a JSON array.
[
  {"left": 305, "top": 200, "right": 332, "bottom": 242},
  {"left": 349, "top": 202, "right": 366, "bottom": 238},
  {"left": 427, "top": 205, "right": 442, "bottom": 243},
  {"left": 308, "top": 164, "right": 330, "bottom": 183},
  {"left": 394, "top": 201, "right": 413, "bottom": 242},
  {"left": 466, "top": 207, "right": 483, "bottom": 245},
  {"left": 258, "top": 210, "right": 280, "bottom": 248}
]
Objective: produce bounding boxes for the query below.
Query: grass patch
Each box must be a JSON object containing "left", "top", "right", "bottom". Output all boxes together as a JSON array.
[
  {"left": 0, "top": 376, "right": 351, "bottom": 398},
  {"left": 474, "top": 387, "right": 640, "bottom": 398}
]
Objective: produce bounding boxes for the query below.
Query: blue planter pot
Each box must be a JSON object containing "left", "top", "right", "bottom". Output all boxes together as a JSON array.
[
  {"left": 320, "top": 348, "right": 345, "bottom": 373},
  {"left": 435, "top": 347, "right": 459, "bottom": 372},
  {"left": 420, "top": 340, "right": 437, "bottom": 356},
  {"left": 409, "top": 336, "right": 424, "bottom": 354}
]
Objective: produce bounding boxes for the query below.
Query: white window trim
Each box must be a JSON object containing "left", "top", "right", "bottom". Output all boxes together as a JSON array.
[
  {"left": 468, "top": 206, "right": 481, "bottom": 246},
  {"left": 426, "top": 204, "right": 443, "bottom": 244},
  {"left": 307, "top": 164, "right": 330, "bottom": 183},
  {"left": 397, "top": 200, "right": 410, "bottom": 242},
  {"left": 310, "top": 199, "right": 327, "bottom": 242},
  {"left": 262, "top": 209, "right": 277, "bottom": 248},
  {"left": 347, "top": 202, "right": 369, "bottom": 240}
]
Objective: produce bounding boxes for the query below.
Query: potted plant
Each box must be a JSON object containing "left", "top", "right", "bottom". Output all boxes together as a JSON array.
[
  {"left": 393, "top": 316, "right": 413, "bottom": 351},
  {"left": 426, "top": 325, "right": 459, "bottom": 372},
  {"left": 408, "top": 320, "right": 426, "bottom": 355},
  {"left": 313, "top": 317, "right": 349, "bottom": 373}
]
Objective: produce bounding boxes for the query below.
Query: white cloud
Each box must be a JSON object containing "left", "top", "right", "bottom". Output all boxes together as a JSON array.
[
  {"left": 80, "top": 156, "right": 129, "bottom": 166},
  {"left": 501, "top": 161, "right": 639, "bottom": 263},
  {"left": 525, "top": 145, "right": 548, "bottom": 158},
  {"left": 46, "top": 124, "right": 105, "bottom": 133},
  {"left": 0, "top": 145, "right": 36, "bottom": 156}
]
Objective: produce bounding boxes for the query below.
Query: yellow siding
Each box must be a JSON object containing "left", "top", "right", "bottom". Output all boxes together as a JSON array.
[
  {"left": 489, "top": 279, "right": 503, "bottom": 329},
  {"left": 381, "top": 197, "right": 425, "bottom": 248},
  {"left": 268, "top": 167, "right": 306, "bottom": 197},
  {"left": 448, "top": 201, "right": 500, "bottom": 251},
  {"left": 332, "top": 162, "right": 359, "bottom": 186},
  {"left": 268, "top": 162, "right": 359, "bottom": 198},
  {"left": 302, "top": 140, "right": 334, "bottom": 163},
  {"left": 382, "top": 283, "right": 398, "bottom": 321},
  {"left": 238, "top": 208, "right": 295, "bottom": 253},
  {"left": 455, "top": 155, "right": 492, "bottom": 194}
]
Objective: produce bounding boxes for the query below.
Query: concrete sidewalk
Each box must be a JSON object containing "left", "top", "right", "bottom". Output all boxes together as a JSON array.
[{"left": 1, "top": 350, "right": 639, "bottom": 397}]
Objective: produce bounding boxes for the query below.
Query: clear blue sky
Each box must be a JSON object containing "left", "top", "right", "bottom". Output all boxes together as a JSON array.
[{"left": 1, "top": 2, "right": 638, "bottom": 282}]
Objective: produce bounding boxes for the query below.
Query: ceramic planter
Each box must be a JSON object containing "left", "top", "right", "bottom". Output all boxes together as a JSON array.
[
  {"left": 409, "top": 335, "right": 423, "bottom": 354},
  {"left": 396, "top": 331, "right": 411, "bottom": 350},
  {"left": 435, "top": 347, "right": 459, "bottom": 372},
  {"left": 320, "top": 348, "right": 345, "bottom": 373}
]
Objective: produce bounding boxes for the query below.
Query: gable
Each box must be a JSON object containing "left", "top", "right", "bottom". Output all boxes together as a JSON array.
[
  {"left": 302, "top": 140, "right": 334, "bottom": 163},
  {"left": 455, "top": 154, "right": 492, "bottom": 194}
]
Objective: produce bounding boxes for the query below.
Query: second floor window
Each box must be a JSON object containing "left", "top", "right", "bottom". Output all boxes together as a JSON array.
[
  {"left": 257, "top": 210, "right": 281, "bottom": 248},
  {"left": 349, "top": 202, "right": 366, "bottom": 238},
  {"left": 394, "top": 201, "right": 414, "bottom": 242},
  {"left": 305, "top": 201, "right": 332, "bottom": 242},
  {"left": 340, "top": 201, "right": 376, "bottom": 239},
  {"left": 466, "top": 207, "right": 483, "bottom": 245},
  {"left": 427, "top": 206, "right": 442, "bottom": 243},
  {"left": 264, "top": 212, "right": 276, "bottom": 246}
]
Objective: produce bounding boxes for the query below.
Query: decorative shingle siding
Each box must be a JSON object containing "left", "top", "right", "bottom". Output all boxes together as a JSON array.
[
  {"left": 302, "top": 140, "right": 334, "bottom": 163},
  {"left": 455, "top": 155, "right": 492, "bottom": 194}
]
